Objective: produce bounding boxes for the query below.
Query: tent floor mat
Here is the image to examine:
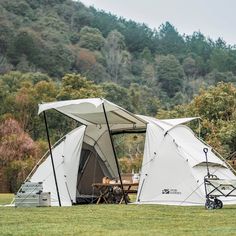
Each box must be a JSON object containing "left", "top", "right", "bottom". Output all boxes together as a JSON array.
[{"left": 76, "top": 196, "right": 98, "bottom": 204}]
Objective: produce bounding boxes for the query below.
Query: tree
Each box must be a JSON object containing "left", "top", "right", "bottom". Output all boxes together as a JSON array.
[
  {"left": 37, "top": 43, "right": 73, "bottom": 77},
  {"left": 185, "top": 32, "right": 212, "bottom": 75},
  {"left": 120, "top": 21, "right": 156, "bottom": 53},
  {"left": 157, "top": 22, "right": 186, "bottom": 55},
  {"left": 128, "top": 83, "right": 160, "bottom": 115},
  {"left": 78, "top": 26, "right": 105, "bottom": 51},
  {"left": 189, "top": 83, "right": 236, "bottom": 121},
  {"left": 0, "top": 53, "right": 13, "bottom": 74},
  {"left": 7, "top": 30, "right": 39, "bottom": 66},
  {"left": 103, "top": 30, "right": 130, "bottom": 83},
  {"left": 205, "top": 70, "right": 236, "bottom": 85},
  {"left": 74, "top": 48, "right": 97, "bottom": 73},
  {"left": 209, "top": 48, "right": 236, "bottom": 74},
  {"left": 141, "top": 64, "right": 155, "bottom": 86},
  {"left": 140, "top": 47, "right": 153, "bottom": 63},
  {"left": 0, "top": 71, "right": 58, "bottom": 139},
  {"left": 0, "top": 19, "right": 14, "bottom": 65},
  {"left": 57, "top": 73, "right": 105, "bottom": 100},
  {"left": 102, "top": 82, "right": 133, "bottom": 111},
  {"left": 0, "top": 118, "right": 40, "bottom": 192},
  {"left": 157, "top": 82, "right": 236, "bottom": 157},
  {"left": 156, "top": 55, "right": 185, "bottom": 98},
  {"left": 183, "top": 57, "right": 197, "bottom": 77}
]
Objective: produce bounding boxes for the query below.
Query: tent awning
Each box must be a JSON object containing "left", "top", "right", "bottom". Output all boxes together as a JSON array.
[
  {"left": 162, "top": 117, "right": 200, "bottom": 127},
  {"left": 137, "top": 115, "right": 200, "bottom": 132},
  {"left": 38, "top": 98, "right": 147, "bottom": 127}
]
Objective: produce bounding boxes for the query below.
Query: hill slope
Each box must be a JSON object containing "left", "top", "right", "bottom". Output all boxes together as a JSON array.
[{"left": 1, "top": 0, "right": 236, "bottom": 108}]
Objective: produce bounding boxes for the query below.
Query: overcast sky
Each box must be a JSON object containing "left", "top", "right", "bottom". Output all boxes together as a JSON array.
[{"left": 80, "top": 0, "right": 236, "bottom": 46}]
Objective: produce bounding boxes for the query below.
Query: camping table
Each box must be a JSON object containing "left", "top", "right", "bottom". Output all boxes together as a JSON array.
[{"left": 92, "top": 183, "right": 139, "bottom": 204}]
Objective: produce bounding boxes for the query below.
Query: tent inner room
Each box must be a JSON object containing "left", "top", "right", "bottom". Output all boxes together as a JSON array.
[{"left": 76, "top": 132, "right": 145, "bottom": 204}]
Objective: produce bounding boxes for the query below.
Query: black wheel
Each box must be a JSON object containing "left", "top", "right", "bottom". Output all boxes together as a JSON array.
[
  {"left": 205, "top": 199, "right": 215, "bottom": 210},
  {"left": 214, "top": 198, "right": 223, "bottom": 209}
]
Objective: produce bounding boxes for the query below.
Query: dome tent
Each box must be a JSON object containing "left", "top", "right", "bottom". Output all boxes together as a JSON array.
[
  {"left": 136, "top": 116, "right": 236, "bottom": 205},
  {"left": 26, "top": 98, "right": 236, "bottom": 206},
  {"left": 29, "top": 98, "right": 146, "bottom": 206}
]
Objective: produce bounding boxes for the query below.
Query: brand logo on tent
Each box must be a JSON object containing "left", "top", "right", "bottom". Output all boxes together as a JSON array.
[
  {"left": 220, "top": 186, "right": 231, "bottom": 191},
  {"left": 162, "top": 189, "right": 181, "bottom": 195}
]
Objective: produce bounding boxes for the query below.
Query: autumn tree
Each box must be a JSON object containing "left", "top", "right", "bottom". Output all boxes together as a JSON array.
[
  {"left": 0, "top": 118, "right": 41, "bottom": 192},
  {"left": 0, "top": 71, "right": 58, "bottom": 139}
]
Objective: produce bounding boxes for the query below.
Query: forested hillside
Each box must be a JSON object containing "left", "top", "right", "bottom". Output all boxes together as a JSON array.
[
  {"left": 1, "top": 0, "right": 236, "bottom": 108},
  {"left": 0, "top": 0, "right": 236, "bottom": 191}
]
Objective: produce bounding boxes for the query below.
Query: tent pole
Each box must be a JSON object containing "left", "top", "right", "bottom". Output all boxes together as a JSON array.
[
  {"left": 43, "top": 111, "right": 62, "bottom": 207},
  {"left": 102, "top": 103, "right": 128, "bottom": 204},
  {"left": 198, "top": 118, "right": 201, "bottom": 139}
]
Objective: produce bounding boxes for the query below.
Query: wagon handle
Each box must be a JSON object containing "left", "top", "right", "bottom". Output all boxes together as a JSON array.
[
  {"left": 203, "top": 148, "right": 208, "bottom": 154},
  {"left": 203, "top": 148, "right": 210, "bottom": 177}
]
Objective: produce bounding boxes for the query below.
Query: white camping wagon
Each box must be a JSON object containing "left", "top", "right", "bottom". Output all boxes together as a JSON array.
[{"left": 17, "top": 98, "right": 236, "bottom": 207}]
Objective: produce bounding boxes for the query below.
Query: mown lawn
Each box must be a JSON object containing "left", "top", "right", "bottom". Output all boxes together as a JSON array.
[{"left": 0, "top": 194, "right": 236, "bottom": 236}]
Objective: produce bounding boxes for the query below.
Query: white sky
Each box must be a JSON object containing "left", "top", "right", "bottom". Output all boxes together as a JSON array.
[{"left": 80, "top": 0, "right": 236, "bottom": 46}]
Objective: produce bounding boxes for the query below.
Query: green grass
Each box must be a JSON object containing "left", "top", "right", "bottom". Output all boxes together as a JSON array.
[
  {"left": 1, "top": 194, "right": 236, "bottom": 236},
  {"left": 0, "top": 193, "right": 13, "bottom": 205}
]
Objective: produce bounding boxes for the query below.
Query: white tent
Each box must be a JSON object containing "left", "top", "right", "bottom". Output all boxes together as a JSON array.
[
  {"left": 28, "top": 98, "right": 236, "bottom": 206},
  {"left": 136, "top": 116, "right": 236, "bottom": 205}
]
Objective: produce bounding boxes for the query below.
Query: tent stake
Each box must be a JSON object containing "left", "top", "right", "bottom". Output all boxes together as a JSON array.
[
  {"left": 102, "top": 102, "right": 128, "bottom": 204},
  {"left": 43, "top": 111, "right": 62, "bottom": 207}
]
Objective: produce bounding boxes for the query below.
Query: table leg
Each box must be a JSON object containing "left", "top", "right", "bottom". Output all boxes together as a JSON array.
[
  {"left": 96, "top": 186, "right": 109, "bottom": 204},
  {"left": 119, "top": 185, "right": 131, "bottom": 204}
]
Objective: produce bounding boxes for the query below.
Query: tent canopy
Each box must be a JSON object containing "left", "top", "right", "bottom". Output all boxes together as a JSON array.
[
  {"left": 138, "top": 115, "right": 200, "bottom": 132},
  {"left": 38, "top": 98, "right": 147, "bottom": 127},
  {"left": 162, "top": 117, "right": 200, "bottom": 127}
]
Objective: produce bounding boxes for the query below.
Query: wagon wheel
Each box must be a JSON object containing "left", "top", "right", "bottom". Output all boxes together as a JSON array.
[
  {"left": 214, "top": 198, "right": 223, "bottom": 209},
  {"left": 205, "top": 199, "right": 215, "bottom": 210}
]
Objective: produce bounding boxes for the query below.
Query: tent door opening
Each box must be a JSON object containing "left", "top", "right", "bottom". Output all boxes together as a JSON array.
[{"left": 76, "top": 143, "right": 109, "bottom": 204}]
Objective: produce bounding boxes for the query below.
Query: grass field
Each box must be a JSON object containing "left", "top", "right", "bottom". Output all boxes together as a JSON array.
[{"left": 1, "top": 194, "right": 236, "bottom": 235}]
